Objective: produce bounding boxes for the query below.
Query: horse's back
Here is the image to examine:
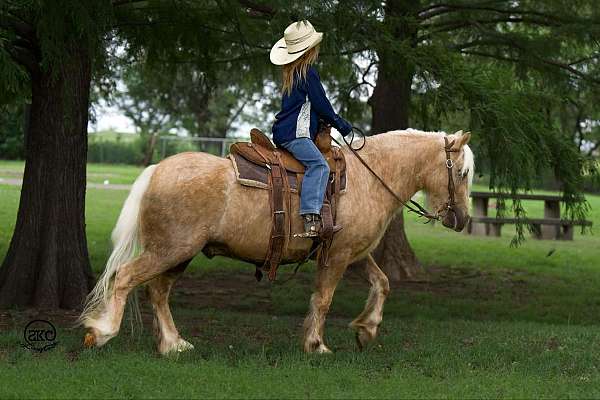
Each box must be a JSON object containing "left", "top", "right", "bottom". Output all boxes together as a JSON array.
[{"left": 149, "top": 151, "right": 233, "bottom": 190}]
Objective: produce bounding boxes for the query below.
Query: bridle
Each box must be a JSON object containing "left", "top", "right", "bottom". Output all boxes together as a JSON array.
[
  {"left": 440, "top": 136, "right": 460, "bottom": 218},
  {"left": 333, "top": 128, "right": 461, "bottom": 223}
]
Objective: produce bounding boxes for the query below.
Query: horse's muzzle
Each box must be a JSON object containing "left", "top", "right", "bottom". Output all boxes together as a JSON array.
[{"left": 441, "top": 207, "right": 469, "bottom": 232}]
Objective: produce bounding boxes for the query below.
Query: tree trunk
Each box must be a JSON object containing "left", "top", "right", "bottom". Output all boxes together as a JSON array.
[
  {"left": 360, "top": 0, "right": 422, "bottom": 281},
  {"left": 0, "top": 45, "right": 95, "bottom": 309},
  {"left": 142, "top": 133, "right": 158, "bottom": 166}
]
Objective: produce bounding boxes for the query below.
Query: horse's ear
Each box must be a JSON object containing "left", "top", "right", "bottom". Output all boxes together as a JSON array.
[
  {"left": 452, "top": 131, "right": 471, "bottom": 149},
  {"left": 458, "top": 131, "right": 472, "bottom": 147}
]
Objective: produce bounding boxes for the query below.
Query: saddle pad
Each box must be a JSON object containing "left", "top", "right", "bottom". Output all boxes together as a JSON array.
[{"left": 230, "top": 154, "right": 346, "bottom": 193}]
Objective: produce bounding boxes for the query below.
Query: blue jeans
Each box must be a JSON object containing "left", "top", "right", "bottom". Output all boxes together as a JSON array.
[{"left": 280, "top": 138, "right": 330, "bottom": 215}]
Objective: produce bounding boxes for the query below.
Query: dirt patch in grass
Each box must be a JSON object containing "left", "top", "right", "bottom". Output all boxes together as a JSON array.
[
  {"left": 394, "top": 265, "right": 536, "bottom": 303},
  {"left": 0, "top": 265, "right": 538, "bottom": 333},
  {"left": 0, "top": 170, "right": 23, "bottom": 177},
  {"left": 173, "top": 270, "right": 275, "bottom": 312},
  {"left": 0, "top": 309, "right": 81, "bottom": 332}
]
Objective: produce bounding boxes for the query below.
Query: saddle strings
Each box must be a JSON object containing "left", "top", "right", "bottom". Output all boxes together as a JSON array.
[{"left": 332, "top": 127, "right": 439, "bottom": 221}]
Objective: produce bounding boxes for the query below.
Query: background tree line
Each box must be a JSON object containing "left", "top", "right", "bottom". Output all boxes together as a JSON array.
[{"left": 0, "top": 0, "right": 598, "bottom": 309}]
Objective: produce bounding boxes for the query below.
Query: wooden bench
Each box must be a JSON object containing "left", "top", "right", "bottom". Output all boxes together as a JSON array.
[
  {"left": 466, "top": 191, "right": 592, "bottom": 240},
  {"left": 468, "top": 216, "right": 592, "bottom": 240}
]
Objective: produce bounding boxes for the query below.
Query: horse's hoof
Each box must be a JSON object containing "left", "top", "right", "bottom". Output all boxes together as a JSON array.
[
  {"left": 83, "top": 332, "right": 96, "bottom": 348},
  {"left": 355, "top": 332, "right": 364, "bottom": 351},
  {"left": 175, "top": 339, "right": 194, "bottom": 352},
  {"left": 161, "top": 338, "right": 195, "bottom": 355},
  {"left": 315, "top": 344, "right": 332, "bottom": 354},
  {"left": 354, "top": 326, "right": 376, "bottom": 351}
]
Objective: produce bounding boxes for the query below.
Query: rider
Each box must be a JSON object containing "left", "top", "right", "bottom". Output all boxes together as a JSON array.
[{"left": 270, "top": 20, "right": 353, "bottom": 237}]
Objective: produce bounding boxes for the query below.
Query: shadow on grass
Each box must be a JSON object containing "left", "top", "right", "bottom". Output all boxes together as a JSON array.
[{"left": 2, "top": 258, "right": 596, "bottom": 339}]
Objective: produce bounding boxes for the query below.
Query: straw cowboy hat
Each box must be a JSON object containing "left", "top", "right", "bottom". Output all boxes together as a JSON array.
[{"left": 270, "top": 20, "right": 323, "bottom": 65}]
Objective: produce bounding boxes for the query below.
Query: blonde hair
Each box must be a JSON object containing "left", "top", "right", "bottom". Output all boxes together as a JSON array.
[{"left": 281, "top": 46, "right": 320, "bottom": 96}]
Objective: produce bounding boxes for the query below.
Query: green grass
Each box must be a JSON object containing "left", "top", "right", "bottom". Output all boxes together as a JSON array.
[
  {"left": 0, "top": 160, "right": 143, "bottom": 185},
  {"left": 1, "top": 161, "right": 600, "bottom": 398},
  {"left": 89, "top": 129, "right": 139, "bottom": 142}
]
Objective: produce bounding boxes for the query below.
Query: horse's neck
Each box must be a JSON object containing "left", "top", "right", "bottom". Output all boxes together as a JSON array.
[{"left": 348, "top": 133, "right": 434, "bottom": 211}]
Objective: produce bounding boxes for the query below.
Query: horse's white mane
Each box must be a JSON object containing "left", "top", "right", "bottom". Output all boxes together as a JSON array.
[
  {"left": 462, "top": 143, "right": 475, "bottom": 186},
  {"left": 402, "top": 128, "right": 446, "bottom": 137},
  {"left": 390, "top": 128, "right": 475, "bottom": 186}
]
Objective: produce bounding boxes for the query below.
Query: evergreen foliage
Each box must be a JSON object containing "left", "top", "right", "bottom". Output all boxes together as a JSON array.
[
  {"left": 0, "top": 103, "right": 24, "bottom": 159},
  {"left": 105, "top": 0, "right": 599, "bottom": 242},
  {"left": 0, "top": 0, "right": 598, "bottom": 272}
]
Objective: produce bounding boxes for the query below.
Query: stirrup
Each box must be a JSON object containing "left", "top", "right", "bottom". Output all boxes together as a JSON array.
[
  {"left": 294, "top": 220, "right": 344, "bottom": 238},
  {"left": 294, "top": 231, "right": 320, "bottom": 238},
  {"left": 294, "top": 214, "right": 322, "bottom": 238}
]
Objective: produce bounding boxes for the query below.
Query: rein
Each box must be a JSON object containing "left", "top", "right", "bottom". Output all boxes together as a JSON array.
[
  {"left": 281, "top": 128, "right": 460, "bottom": 282},
  {"left": 333, "top": 127, "right": 459, "bottom": 222}
]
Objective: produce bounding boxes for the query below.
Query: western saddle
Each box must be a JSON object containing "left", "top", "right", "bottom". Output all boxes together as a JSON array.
[{"left": 229, "top": 127, "right": 347, "bottom": 281}]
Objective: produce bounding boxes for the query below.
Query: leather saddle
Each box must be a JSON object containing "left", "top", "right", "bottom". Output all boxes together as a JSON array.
[
  {"left": 230, "top": 128, "right": 346, "bottom": 175},
  {"left": 228, "top": 127, "right": 347, "bottom": 281}
]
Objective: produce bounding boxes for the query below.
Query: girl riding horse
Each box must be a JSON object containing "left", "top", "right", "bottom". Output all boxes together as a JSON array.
[{"left": 270, "top": 20, "right": 353, "bottom": 237}]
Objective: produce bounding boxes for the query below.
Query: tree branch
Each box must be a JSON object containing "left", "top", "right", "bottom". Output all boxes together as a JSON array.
[
  {"left": 569, "top": 54, "right": 600, "bottom": 66},
  {"left": 0, "top": 13, "right": 35, "bottom": 41},
  {"left": 418, "top": 2, "right": 577, "bottom": 25},
  {"left": 238, "top": 0, "right": 276, "bottom": 18},
  {"left": 225, "top": 98, "right": 249, "bottom": 132},
  {"left": 112, "top": 0, "right": 150, "bottom": 7},
  {"left": 452, "top": 38, "right": 511, "bottom": 51},
  {"left": 460, "top": 50, "right": 600, "bottom": 85},
  {"left": 418, "top": 16, "right": 560, "bottom": 43},
  {"left": 419, "top": 2, "right": 509, "bottom": 21},
  {"left": 421, "top": 15, "right": 559, "bottom": 32},
  {"left": 587, "top": 141, "right": 600, "bottom": 157},
  {"left": 465, "top": 20, "right": 600, "bottom": 84},
  {"left": 1, "top": 41, "right": 38, "bottom": 75}
]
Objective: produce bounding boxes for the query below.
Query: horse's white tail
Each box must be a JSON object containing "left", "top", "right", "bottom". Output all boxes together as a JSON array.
[{"left": 79, "top": 165, "right": 157, "bottom": 325}]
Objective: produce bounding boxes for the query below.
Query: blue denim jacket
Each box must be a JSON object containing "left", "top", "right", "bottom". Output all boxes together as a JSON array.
[{"left": 271, "top": 66, "right": 352, "bottom": 146}]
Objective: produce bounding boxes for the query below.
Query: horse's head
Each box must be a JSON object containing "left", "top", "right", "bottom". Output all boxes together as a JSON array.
[{"left": 425, "top": 131, "right": 474, "bottom": 232}]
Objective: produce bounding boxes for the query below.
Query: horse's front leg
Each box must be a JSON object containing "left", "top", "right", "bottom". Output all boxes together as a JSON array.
[
  {"left": 349, "top": 254, "right": 390, "bottom": 350},
  {"left": 303, "top": 254, "right": 348, "bottom": 353}
]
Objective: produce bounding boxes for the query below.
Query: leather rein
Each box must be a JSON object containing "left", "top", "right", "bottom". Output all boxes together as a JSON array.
[{"left": 333, "top": 128, "right": 460, "bottom": 222}]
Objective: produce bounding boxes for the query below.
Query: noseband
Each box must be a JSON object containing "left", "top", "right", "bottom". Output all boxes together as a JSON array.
[{"left": 336, "top": 128, "right": 461, "bottom": 222}]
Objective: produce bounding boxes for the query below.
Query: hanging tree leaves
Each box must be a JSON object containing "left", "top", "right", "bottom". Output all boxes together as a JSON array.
[{"left": 0, "top": 0, "right": 598, "bottom": 309}]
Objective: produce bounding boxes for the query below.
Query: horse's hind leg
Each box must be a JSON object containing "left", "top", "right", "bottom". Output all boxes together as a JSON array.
[
  {"left": 85, "top": 250, "right": 196, "bottom": 347},
  {"left": 146, "top": 260, "right": 193, "bottom": 355},
  {"left": 349, "top": 254, "right": 390, "bottom": 350}
]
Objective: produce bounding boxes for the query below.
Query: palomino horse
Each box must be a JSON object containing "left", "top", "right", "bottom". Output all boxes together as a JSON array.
[{"left": 80, "top": 129, "right": 474, "bottom": 355}]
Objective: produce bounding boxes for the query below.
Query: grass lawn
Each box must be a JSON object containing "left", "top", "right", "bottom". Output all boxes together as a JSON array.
[
  {"left": 0, "top": 160, "right": 143, "bottom": 185},
  {"left": 1, "top": 161, "right": 600, "bottom": 398}
]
